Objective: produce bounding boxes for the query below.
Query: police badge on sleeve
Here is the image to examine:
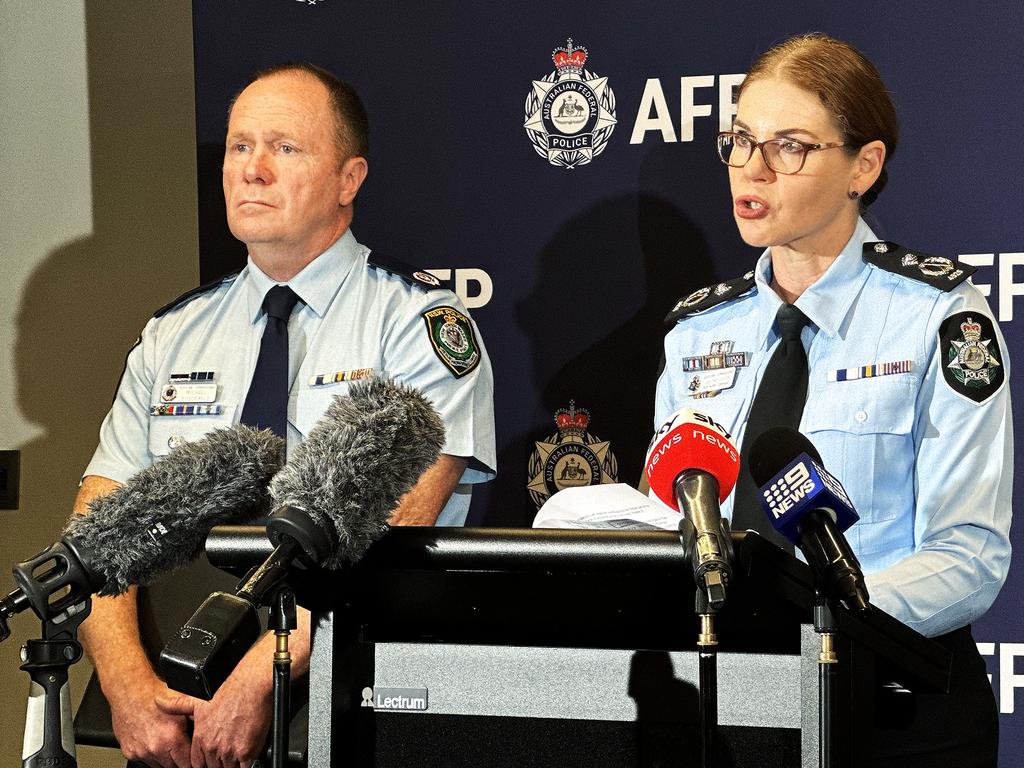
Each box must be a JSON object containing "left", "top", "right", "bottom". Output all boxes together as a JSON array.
[
  {"left": 939, "top": 312, "right": 1005, "bottom": 403},
  {"left": 523, "top": 38, "right": 617, "bottom": 169},
  {"left": 423, "top": 306, "right": 481, "bottom": 378}
]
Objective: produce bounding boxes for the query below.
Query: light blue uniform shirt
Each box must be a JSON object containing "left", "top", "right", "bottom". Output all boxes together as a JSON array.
[
  {"left": 86, "top": 229, "right": 496, "bottom": 526},
  {"left": 655, "top": 218, "right": 1013, "bottom": 637}
]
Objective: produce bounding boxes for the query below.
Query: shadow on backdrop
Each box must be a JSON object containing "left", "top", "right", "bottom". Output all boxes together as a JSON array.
[{"left": 485, "top": 192, "right": 714, "bottom": 526}]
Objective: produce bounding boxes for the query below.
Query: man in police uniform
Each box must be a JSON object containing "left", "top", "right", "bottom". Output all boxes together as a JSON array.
[{"left": 75, "top": 64, "right": 495, "bottom": 768}]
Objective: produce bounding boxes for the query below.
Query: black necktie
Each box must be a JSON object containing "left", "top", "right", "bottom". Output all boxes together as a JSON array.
[
  {"left": 733, "top": 303, "right": 811, "bottom": 551},
  {"left": 240, "top": 285, "right": 302, "bottom": 438}
]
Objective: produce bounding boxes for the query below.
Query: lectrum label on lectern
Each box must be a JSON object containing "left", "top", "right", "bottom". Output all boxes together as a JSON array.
[{"left": 361, "top": 687, "right": 429, "bottom": 712}]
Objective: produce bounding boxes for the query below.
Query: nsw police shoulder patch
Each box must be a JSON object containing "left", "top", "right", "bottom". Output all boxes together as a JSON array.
[
  {"left": 939, "top": 311, "right": 1005, "bottom": 403},
  {"left": 423, "top": 306, "right": 481, "bottom": 378}
]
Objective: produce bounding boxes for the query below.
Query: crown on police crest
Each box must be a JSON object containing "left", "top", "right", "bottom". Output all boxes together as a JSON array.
[
  {"left": 555, "top": 400, "right": 590, "bottom": 437},
  {"left": 552, "top": 38, "right": 588, "bottom": 76},
  {"left": 960, "top": 317, "right": 982, "bottom": 341}
]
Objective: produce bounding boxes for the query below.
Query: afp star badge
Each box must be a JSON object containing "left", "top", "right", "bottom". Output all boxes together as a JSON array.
[
  {"left": 527, "top": 401, "right": 619, "bottom": 509},
  {"left": 423, "top": 306, "right": 481, "bottom": 378},
  {"left": 939, "top": 312, "right": 1005, "bottom": 403},
  {"left": 523, "top": 38, "right": 617, "bottom": 169}
]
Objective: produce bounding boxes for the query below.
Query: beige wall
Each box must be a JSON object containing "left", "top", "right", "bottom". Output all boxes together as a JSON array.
[{"left": 0, "top": 2, "right": 198, "bottom": 765}]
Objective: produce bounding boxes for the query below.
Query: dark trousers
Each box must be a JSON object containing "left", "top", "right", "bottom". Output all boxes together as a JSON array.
[{"left": 868, "top": 624, "right": 998, "bottom": 767}]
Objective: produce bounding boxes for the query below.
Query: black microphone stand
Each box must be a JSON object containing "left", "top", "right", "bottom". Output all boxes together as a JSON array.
[
  {"left": 160, "top": 508, "right": 331, "bottom": 767},
  {"left": 674, "top": 469, "right": 734, "bottom": 768},
  {"left": 4, "top": 540, "right": 97, "bottom": 768},
  {"left": 223, "top": 532, "right": 304, "bottom": 768},
  {"left": 269, "top": 587, "right": 297, "bottom": 768},
  {"left": 694, "top": 583, "right": 721, "bottom": 768},
  {"left": 678, "top": 513, "right": 731, "bottom": 768},
  {"left": 814, "top": 595, "right": 838, "bottom": 768}
]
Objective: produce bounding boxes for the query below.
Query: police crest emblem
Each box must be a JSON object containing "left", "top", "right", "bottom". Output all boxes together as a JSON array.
[
  {"left": 527, "top": 401, "right": 619, "bottom": 509},
  {"left": 939, "top": 312, "right": 1005, "bottom": 403},
  {"left": 523, "top": 38, "right": 617, "bottom": 169},
  {"left": 423, "top": 306, "right": 481, "bottom": 378}
]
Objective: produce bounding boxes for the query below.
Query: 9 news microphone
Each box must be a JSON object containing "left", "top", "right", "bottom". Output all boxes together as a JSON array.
[
  {"left": 0, "top": 425, "right": 285, "bottom": 641},
  {"left": 748, "top": 427, "right": 870, "bottom": 612},
  {"left": 645, "top": 409, "right": 740, "bottom": 610},
  {"left": 160, "top": 376, "right": 446, "bottom": 699}
]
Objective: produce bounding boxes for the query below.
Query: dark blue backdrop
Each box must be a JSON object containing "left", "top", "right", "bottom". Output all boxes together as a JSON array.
[{"left": 193, "top": 2, "right": 1024, "bottom": 762}]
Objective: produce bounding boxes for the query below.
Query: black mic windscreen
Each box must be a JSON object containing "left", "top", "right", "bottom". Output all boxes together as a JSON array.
[
  {"left": 268, "top": 376, "right": 446, "bottom": 570},
  {"left": 748, "top": 426, "right": 823, "bottom": 487},
  {"left": 65, "top": 425, "right": 286, "bottom": 596}
]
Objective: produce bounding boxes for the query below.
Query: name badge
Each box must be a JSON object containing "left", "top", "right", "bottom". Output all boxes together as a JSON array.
[
  {"left": 688, "top": 367, "right": 737, "bottom": 396},
  {"left": 160, "top": 382, "right": 218, "bottom": 403}
]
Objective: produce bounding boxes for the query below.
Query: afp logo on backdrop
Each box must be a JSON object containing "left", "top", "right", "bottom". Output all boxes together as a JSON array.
[{"left": 524, "top": 38, "right": 617, "bottom": 169}]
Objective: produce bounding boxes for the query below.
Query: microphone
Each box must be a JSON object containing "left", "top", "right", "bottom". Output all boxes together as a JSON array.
[
  {"left": 160, "top": 376, "right": 446, "bottom": 699},
  {"left": 68, "top": 424, "right": 286, "bottom": 595},
  {"left": 748, "top": 427, "right": 869, "bottom": 612},
  {"left": 1, "top": 425, "right": 285, "bottom": 640},
  {"left": 645, "top": 409, "right": 740, "bottom": 609},
  {"left": 266, "top": 375, "right": 447, "bottom": 569}
]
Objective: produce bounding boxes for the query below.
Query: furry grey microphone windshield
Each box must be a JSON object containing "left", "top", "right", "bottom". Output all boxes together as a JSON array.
[
  {"left": 63, "top": 425, "right": 285, "bottom": 596},
  {"left": 268, "top": 375, "right": 446, "bottom": 570}
]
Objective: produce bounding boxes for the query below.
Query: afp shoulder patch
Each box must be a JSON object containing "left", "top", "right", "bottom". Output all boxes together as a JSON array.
[
  {"left": 939, "top": 311, "right": 1005, "bottom": 404},
  {"left": 368, "top": 251, "right": 451, "bottom": 290},
  {"left": 423, "top": 306, "right": 481, "bottom": 378},
  {"left": 664, "top": 271, "right": 756, "bottom": 325},
  {"left": 863, "top": 241, "right": 975, "bottom": 292},
  {"left": 153, "top": 271, "right": 239, "bottom": 318}
]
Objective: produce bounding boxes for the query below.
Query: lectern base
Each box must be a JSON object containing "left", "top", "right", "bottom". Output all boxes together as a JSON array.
[{"left": 371, "top": 714, "right": 799, "bottom": 768}]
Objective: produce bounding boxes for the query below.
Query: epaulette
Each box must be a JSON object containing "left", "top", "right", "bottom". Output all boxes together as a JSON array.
[
  {"left": 368, "top": 251, "right": 452, "bottom": 291},
  {"left": 153, "top": 271, "right": 239, "bottom": 318},
  {"left": 664, "top": 271, "right": 756, "bottom": 325},
  {"left": 863, "top": 241, "right": 975, "bottom": 292}
]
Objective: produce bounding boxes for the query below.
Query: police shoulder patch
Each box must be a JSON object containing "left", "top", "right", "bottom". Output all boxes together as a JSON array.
[
  {"left": 368, "top": 251, "right": 451, "bottom": 290},
  {"left": 664, "top": 271, "right": 756, "bottom": 325},
  {"left": 863, "top": 241, "right": 975, "bottom": 292},
  {"left": 938, "top": 311, "right": 1005, "bottom": 404},
  {"left": 423, "top": 306, "right": 481, "bottom": 378},
  {"left": 153, "top": 271, "right": 240, "bottom": 318}
]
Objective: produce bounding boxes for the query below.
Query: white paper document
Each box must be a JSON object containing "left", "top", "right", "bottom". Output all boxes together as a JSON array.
[{"left": 532, "top": 483, "right": 682, "bottom": 531}]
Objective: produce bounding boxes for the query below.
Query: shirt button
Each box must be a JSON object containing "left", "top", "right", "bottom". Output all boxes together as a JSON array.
[
  {"left": 854, "top": 410, "right": 868, "bottom": 423},
  {"left": 167, "top": 435, "right": 186, "bottom": 450}
]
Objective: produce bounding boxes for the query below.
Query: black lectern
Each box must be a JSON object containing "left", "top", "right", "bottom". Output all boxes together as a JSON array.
[{"left": 198, "top": 527, "right": 949, "bottom": 768}]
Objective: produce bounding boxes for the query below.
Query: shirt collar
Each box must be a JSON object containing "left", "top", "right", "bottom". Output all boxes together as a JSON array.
[
  {"left": 244, "top": 228, "right": 363, "bottom": 323},
  {"left": 751, "top": 217, "right": 877, "bottom": 342}
]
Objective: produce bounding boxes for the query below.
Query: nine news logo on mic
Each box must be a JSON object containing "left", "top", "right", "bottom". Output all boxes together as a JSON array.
[{"left": 760, "top": 453, "right": 857, "bottom": 542}]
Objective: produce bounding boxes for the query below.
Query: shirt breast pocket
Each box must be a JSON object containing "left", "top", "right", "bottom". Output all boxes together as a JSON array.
[
  {"left": 291, "top": 387, "right": 349, "bottom": 438},
  {"left": 802, "top": 377, "right": 916, "bottom": 531},
  {"left": 147, "top": 405, "right": 238, "bottom": 458}
]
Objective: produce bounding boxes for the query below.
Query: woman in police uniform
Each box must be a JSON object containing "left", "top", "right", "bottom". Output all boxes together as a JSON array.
[{"left": 655, "top": 34, "right": 1010, "bottom": 766}]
